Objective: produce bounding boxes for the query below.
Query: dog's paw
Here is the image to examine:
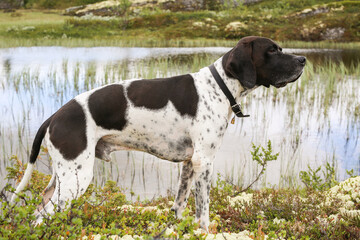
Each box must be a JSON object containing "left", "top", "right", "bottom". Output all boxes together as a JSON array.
[
  {"left": 170, "top": 206, "right": 183, "bottom": 219},
  {"left": 196, "top": 216, "right": 210, "bottom": 232}
]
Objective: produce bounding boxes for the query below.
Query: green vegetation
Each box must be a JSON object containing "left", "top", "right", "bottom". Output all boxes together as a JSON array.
[
  {"left": 0, "top": 0, "right": 359, "bottom": 48},
  {"left": 2, "top": 144, "right": 359, "bottom": 239}
]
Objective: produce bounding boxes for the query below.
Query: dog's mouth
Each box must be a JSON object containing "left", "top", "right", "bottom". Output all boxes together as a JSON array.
[
  {"left": 290, "top": 70, "right": 304, "bottom": 82},
  {"left": 274, "top": 70, "right": 304, "bottom": 88},
  {"left": 274, "top": 82, "right": 288, "bottom": 88}
]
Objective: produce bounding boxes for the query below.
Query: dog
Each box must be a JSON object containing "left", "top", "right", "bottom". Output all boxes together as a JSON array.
[{"left": 11, "top": 36, "right": 306, "bottom": 230}]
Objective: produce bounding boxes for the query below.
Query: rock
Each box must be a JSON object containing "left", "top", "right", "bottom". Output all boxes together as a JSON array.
[
  {"left": 0, "top": 0, "right": 23, "bottom": 9},
  {"left": 6, "top": 26, "right": 19, "bottom": 32},
  {"left": 192, "top": 21, "right": 219, "bottom": 32},
  {"left": 114, "top": 0, "right": 203, "bottom": 12},
  {"left": 321, "top": 27, "right": 345, "bottom": 40},
  {"left": 131, "top": 0, "right": 175, "bottom": 8},
  {"left": 78, "top": 0, "right": 119, "bottom": 11},
  {"left": 162, "top": 0, "right": 263, "bottom": 11},
  {"left": 300, "top": 21, "right": 326, "bottom": 40},
  {"left": 161, "top": 0, "right": 203, "bottom": 11},
  {"left": 224, "top": 21, "right": 248, "bottom": 38},
  {"left": 295, "top": 4, "right": 344, "bottom": 18},
  {"left": 225, "top": 21, "right": 247, "bottom": 31},
  {"left": 210, "top": 25, "right": 219, "bottom": 32},
  {"left": 21, "top": 26, "right": 35, "bottom": 31},
  {"left": 225, "top": 21, "right": 247, "bottom": 32},
  {"left": 204, "top": 17, "right": 215, "bottom": 24},
  {"left": 80, "top": 12, "right": 116, "bottom": 21},
  {"left": 64, "top": 5, "right": 86, "bottom": 16},
  {"left": 76, "top": 0, "right": 120, "bottom": 15},
  {"left": 242, "top": 0, "right": 262, "bottom": 5},
  {"left": 298, "top": 6, "right": 329, "bottom": 18},
  {"left": 192, "top": 21, "right": 205, "bottom": 28},
  {"left": 65, "top": 0, "right": 129, "bottom": 17}
]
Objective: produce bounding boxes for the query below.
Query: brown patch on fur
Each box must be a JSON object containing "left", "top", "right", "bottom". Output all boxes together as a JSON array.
[
  {"left": 49, "top": 99, "right": 87, "bottom": 160},
  {"left": 127, "top": 74, "right": 199, "bottom": 117},
  {"left": 88, "top": 84, "right": 128, "bottom": 131}
]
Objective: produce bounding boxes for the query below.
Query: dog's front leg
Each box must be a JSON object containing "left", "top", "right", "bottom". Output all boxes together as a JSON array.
[
  {"left": 171, "top": 160, "right": 194, "bottom": 218},
  {"left": 194, "top": 161, "right": 213, "bottom": 231}
]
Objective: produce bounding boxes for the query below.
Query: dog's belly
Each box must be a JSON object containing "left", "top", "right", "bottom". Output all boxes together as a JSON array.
[
  {"left": 98, "top": 130, "right": 194, "bottom": 162},
  {"left": 95, "top": 103, "right": 196, "bottom": 162}
]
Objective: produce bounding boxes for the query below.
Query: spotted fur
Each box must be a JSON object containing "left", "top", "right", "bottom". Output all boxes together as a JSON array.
[{"left": 11, "top": 36, "right": 306, "bottom": 230}]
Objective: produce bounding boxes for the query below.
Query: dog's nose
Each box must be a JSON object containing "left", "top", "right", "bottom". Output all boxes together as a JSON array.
[{"left": 297, "top": 56, "right": 306, "bottom": 65}]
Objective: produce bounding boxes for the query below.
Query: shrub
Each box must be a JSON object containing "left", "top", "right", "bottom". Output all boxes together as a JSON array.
[{"left": 299, "top": 162, "right": 338, "bottom": 190}]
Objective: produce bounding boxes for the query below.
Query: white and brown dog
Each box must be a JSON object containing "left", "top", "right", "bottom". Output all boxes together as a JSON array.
[{"left": 12, "top": 36, "right": 306, "bottom": 229}]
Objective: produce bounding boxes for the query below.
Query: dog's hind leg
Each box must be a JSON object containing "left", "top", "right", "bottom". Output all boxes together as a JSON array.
[
  {"left": 35, "top": 147, "right": 96, "bottom": 224},
  {"left": 171, "top": 160, "right": 195, "bottom": 218},
  {"left": 44, "top": 164, "right": 56, "bottom": 192}
]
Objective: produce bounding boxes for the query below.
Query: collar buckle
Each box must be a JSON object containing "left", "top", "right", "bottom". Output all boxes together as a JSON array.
[{"left": 231, "top": 103, "right": 250, "bottom": 118}]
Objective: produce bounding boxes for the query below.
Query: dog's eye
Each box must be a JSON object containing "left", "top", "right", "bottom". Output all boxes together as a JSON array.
[{"left": 268, "top": 48, "right": 277, "bottom": 53}]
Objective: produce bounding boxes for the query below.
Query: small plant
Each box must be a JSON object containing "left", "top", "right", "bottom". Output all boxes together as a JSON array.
[
  {"left": 299, "top": 162, "right": 338, "bottom": 190},
  {"left": 112, "top": 0, "right": 132, "bottom": 17},
  {"left": 231, "top": 140, "right": 279, "bottom": 196}
]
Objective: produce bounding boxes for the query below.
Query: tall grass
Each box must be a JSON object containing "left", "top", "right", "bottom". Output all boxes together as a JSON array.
[
  {"left": 280, "top": 41, "right": 360, "bottom": 50},
  {"left": 0, "top": 37, "right": 241, "bottom": 48},
  {"left": 1, "top": 36, "right": 360, "bottom": 49},
  {"left": 0, "top": 48, "right": 359, "bottom": 197}
]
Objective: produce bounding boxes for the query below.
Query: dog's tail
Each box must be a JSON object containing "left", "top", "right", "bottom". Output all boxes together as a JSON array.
[{"left": 10, "top": 116, "right": 52, "bottom": 204}]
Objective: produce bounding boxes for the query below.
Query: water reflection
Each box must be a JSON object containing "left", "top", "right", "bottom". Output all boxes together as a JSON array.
[{"left": 292, "top": 49, "right": 360, "bottom": 67}]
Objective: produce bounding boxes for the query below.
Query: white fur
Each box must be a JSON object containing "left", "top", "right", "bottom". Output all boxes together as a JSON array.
[{"left": 10, "top": 163, "right": 35, "bottom": 204}]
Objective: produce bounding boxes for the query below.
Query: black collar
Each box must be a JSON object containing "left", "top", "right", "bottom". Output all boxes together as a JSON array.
[{"left": 208, "top": 64, "right": 249, "bottom": 118}]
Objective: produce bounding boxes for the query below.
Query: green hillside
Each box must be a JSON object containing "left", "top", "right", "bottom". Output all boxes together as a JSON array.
[{"left": 0, "top": 0, "right": 359, "bottom": 47}]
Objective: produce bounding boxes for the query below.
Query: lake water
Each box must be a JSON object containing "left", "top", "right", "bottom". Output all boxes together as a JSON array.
[{"left": 0, "top": 47, "right": 359, "bottom": 200}]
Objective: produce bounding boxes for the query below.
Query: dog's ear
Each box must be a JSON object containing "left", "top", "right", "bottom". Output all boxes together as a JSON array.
[{"left": 222, "top": 41, "right": 256, "bottom": 89}]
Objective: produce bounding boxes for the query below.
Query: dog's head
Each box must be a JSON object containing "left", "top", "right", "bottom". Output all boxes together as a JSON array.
[{"left": 222, "top": 36, "right": 306, "bottom": 89}]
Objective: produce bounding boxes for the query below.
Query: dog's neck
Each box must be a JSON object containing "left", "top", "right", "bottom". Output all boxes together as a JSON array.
[{"left": 212, "top": 57, "right": 255, "bottom": 102}]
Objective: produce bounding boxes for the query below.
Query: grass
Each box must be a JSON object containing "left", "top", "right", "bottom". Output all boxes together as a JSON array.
[
  {"left": 280, "top": 41, "right": 360, "bottom": 50},
  {"left": 1, "top": 0, "right": 360, "bottom": 48},
  {"left": 0, "top": 36, "right": 239, "bottom": 48},
  {"left": 0, "top": 9, "right": 68, "bottom": 26}
]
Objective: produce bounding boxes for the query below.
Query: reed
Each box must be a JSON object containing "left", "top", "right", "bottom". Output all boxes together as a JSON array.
[
  {"left": 1, "top": 35, "right": 360, "bottom": 49},
  {"left": 0, "top": 48, "right": 359, "bottom": 194},
  {"left": 280, "top": 41, "right": 360, "bottom": 50}
]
